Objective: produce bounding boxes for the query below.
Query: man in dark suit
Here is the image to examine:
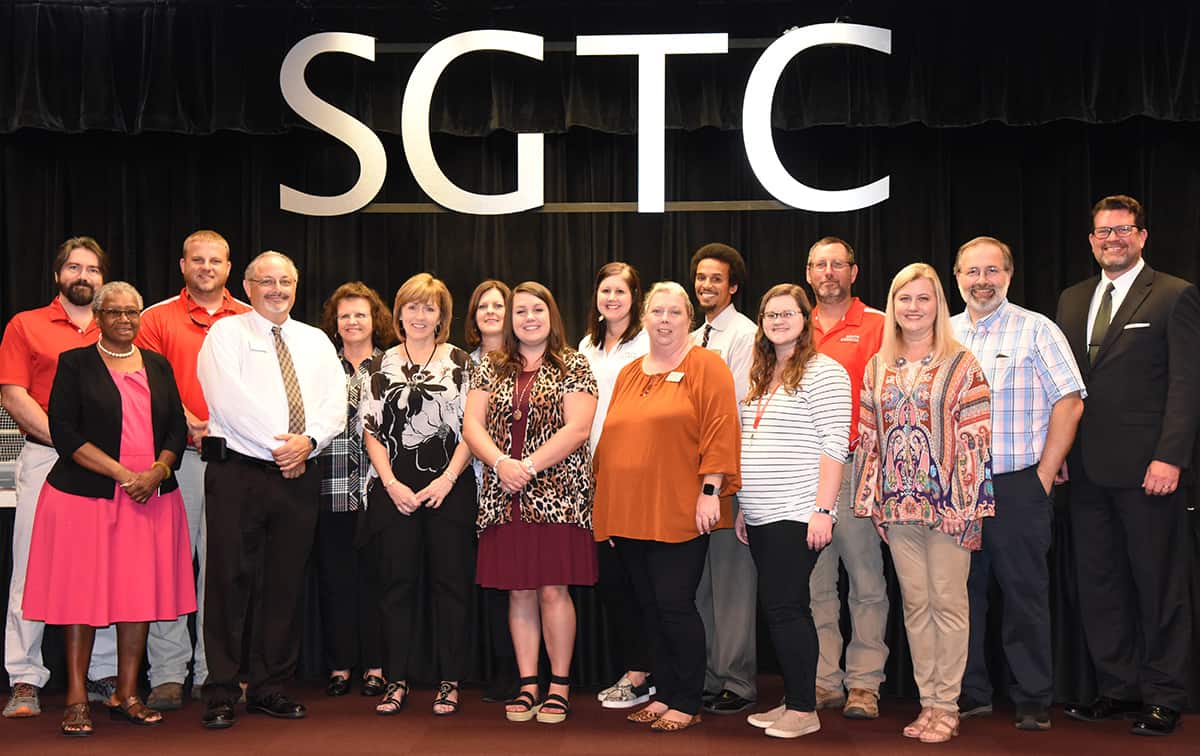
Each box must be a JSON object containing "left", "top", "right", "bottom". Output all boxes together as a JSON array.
[{"left": 1055, "top": 194, "right": 1200, "bottom": 737}]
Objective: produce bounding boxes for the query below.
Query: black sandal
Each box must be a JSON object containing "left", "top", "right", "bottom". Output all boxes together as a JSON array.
[
  {"left": 375, "top": 681, "right": 408, "bottom": 716},
  {"left": 109, "top": 696, "right": 163, "bottom": 726},
  {"left": 504, "top": 676, "right": 541, "bottom": 722},
  {"left": 433, "top": 681, "right": 460, "bottom": 716},
  {"left": 361, "top": 673, "right": 387, "bottom": 697},
  {"left": 536, "top": 674, "right": 570, "bottom": 724}
]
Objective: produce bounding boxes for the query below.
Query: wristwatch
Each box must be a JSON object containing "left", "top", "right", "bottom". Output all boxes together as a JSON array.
[
  {"left": 307, "top": 436, "right": 317, "bottom": 450},
  {"left": 701, "top": 483, "right": 718, "bottom": 496}
]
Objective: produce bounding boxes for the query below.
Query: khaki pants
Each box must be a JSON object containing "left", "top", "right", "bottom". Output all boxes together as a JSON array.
[
  {"left": 809, "top": 459, "right": 889, "bottom": 693},
  {"left": 887, "top": 523, "right": 970, "bottom": 711}
]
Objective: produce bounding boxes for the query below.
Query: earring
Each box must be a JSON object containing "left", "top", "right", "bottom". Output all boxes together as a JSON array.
[{"left": 435, "top": 323, "right": 441, "bottom": 336}]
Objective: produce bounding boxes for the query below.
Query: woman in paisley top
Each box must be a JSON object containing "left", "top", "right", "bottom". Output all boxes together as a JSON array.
[
  {"left": 316, "top": 282, "right": 393, "bottom": 698},
  {"left": 853, "top": 263, "right": 994, "bottom": 744},
  {"left": 360, "top": 273, "right": 477, "bottom": 717},
  {"left": 463, "top": 281, "right": 598, "bottom": 724}
]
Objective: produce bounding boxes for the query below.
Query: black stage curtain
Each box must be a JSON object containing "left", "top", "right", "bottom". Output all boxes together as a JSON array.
[{"left": 1, "top": 1, "right": 1198, "bottom": 135}]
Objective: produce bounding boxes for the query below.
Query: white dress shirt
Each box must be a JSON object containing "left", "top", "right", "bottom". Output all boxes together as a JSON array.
[
  {"left": 197, "top": 309, "right": 347, "bottom": 460},
  {"left": 690, "top": 303, "right": 757, "bottom": 404},
  {"left": 578, "top": 329, "right": 649, "bottom": 454},
  {"left": 1086, "top": 256, "right": 1145, "bottom": 348}
]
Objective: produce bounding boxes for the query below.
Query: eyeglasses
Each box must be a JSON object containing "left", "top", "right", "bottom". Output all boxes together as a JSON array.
[
  {"left": 956, "top": 266, "right": 1008, "bottom": 279},
  {"left": 806, "top": 260, "right": 852, "bottom": 272},
  {"left": 248, "top": 277, "right": 296, "bottom": 289},
  {"left": 762, "top": 310, "right": 800, "bottom": 321},
  {"left": 97, "top": 308, "right": 141, "bottom": 320},
  {"left": 1091, "top": 225, "right": 1138, "bottom": 239}
]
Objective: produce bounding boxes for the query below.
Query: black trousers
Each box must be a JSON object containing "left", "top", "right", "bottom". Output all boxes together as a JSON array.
[
  {"left": 746, "top": 520, "right": 820, "bottom": 712},
  {"left": 614, "top": 535, "right": 709, "bottom": 715},
  {"left": 314, "top": 509, "right": 382, "bottom": 673},
  {"left": 1070, "top": 461, "right": 1192, "bottom": 711},
  {"left": 596, "top": 539, "right": 652, "bottom": 673},
  {"left": 363, "top": 505, "right": 476, "bottom": 682},
  {"left": 962, "top": 464, "right": 1054, "bottom": 707},
  {"left": 203, "top": 456, "right": 320, "bottom": 704}
]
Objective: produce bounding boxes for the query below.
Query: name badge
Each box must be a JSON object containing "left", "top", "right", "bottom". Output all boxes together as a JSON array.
[
  {"left": 1123, "top": 322, "right": 1150, "bottom": 330},
  {"left": 666, "top": 371, "right": 685, "bottom": 383},
  {"left": 249, "top": 341, "right": 270, "bottom": 353},
  {"left": 840, "top": 334, "right": 860, "bottom": 343}
]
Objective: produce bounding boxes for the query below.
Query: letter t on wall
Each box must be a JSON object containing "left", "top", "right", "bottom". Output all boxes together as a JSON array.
[{"left": 576, "top": 34, "right": 729, "bottom": 213}]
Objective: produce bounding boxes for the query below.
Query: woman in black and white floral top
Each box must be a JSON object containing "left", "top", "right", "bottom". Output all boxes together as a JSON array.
[{"left": 359, "top": 273, "right": 476, "bottom": 717}]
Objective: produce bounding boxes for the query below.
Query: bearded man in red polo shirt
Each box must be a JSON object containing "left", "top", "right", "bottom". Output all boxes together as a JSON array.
[
  {"left": 135, "top": 230, "right": 250, "bottom": 711},
  {"left": 1, "top": 237, "right": 120, "bottom": 718},
  {"left": 804, "top": 236, "right": 890, "bottom": 720}
]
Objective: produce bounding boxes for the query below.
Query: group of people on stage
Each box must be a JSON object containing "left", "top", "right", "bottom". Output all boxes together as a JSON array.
[{"left": 0, "top": 193, "right": 1195, "bottom": 740}]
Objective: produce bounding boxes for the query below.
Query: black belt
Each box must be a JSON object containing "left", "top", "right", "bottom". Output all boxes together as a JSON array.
[{"left": 224, "top": 448, "right": 282, "bottom": 472}]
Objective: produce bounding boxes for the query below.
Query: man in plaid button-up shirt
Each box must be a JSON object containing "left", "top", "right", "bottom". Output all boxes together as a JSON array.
[{"left": 950, "top": 236, "right": 1084, "bottom": 732}]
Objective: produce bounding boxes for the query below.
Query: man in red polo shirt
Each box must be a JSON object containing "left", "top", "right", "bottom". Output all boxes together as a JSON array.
[
  {"left": 135, "top": 230, "right": 250, "bottom": 711},
  {"left": 1, "top": 237, "right": 120, "bottom": 718},
  {"left": 805, "top": 236, "right": 890, "bottom": 720}
]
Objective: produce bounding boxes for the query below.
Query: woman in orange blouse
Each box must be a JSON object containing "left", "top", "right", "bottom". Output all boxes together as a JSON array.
[
  {"left": 593, "top": 281, "right": 741, "bottom": 733},
  {"left": 853, "top": 263, "right": 994, "bottom": 743}
]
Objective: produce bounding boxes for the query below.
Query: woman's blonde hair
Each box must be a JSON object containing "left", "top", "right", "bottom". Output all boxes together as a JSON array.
[
  {"left": 392, "top": 273, "right": 453, "bottom": 344},
  {"left": 877, "top": 262, "right": 960, "bottom": 366},
  {"left": 641, "top": 281, "right": 694, "bottom": 322}
]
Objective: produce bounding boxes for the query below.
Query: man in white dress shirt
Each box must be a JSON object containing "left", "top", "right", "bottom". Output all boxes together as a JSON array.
[
  {"left": 195, "top": 251, "right": 344, "bottom": 729},
  {"left": 688, "top": 242, "right": 759, "bottom": 714}
]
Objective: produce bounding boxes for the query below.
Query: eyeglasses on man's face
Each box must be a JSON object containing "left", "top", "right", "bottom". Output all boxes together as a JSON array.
[
  {"left": 956, "top": 266, "right": 1008, "bottom": 280},
  {"left": 248, "top": 277, "right": 296, "bottom": 290},
  {"left": 1091, "top": 225, "right": 1138, "bottom": 240},
  {"left": 806, "top": 260, "right": 852, "bottom": 272}
]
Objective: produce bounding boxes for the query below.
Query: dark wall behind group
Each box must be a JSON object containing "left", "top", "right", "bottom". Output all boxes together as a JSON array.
[{"left": 1, "top": 0, "right": 1198, "bottom": 704}]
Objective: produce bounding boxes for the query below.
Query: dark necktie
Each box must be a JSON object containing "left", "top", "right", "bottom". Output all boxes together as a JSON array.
[
  {"left": 272, "top": 325, "right": 306, "bottom": 434},
  {"left": 701, "top": 323, "right": 713, "bottom": 348},
  {"left": 1088, "top": 282, "right": 1115, "bottom": 365}
]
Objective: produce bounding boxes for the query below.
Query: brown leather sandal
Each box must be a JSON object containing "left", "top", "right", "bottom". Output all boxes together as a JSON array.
[
  {"left": 627, "top": 706, "right": 664, "bottom": 724},
  {"left": 919, "top": 709, "right": 960, "bottom": 743},
  {"left": 61, "top": 702, "right": 93, "bottom": 737},
  {"left": 109, "top": 695, "right": 163, "bottom": 726},
  {"left": 903, "top": 707, "right": 936, "bottom": 738}
]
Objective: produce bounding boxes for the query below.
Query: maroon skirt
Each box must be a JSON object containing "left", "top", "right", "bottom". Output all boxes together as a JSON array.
[{"left": 476, "top": 508, "right": 598, "bottom": 591}]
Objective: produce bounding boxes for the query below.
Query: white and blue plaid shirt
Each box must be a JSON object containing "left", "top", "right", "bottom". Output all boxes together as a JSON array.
[{"left": 952, "top": 300, "right": 1086, "bottom": 474}]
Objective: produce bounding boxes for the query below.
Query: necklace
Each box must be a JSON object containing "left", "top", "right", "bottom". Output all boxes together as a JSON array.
[
  {"left": 403, "top": 340, "right": 436, "bottom": 376},
  {"left": 512, "top": 365, "right": 539, "bottom": 421},
  {"left": 97, "top": 342, "right": 136, "bottom": 359},
  {"left": 895, "top": 353, "right": 933, "bottom": 367}
]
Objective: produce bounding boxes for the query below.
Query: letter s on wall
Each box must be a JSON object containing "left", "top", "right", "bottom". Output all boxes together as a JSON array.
[{"left": 279, "top": 33, "right": 387, "bottom": 216}]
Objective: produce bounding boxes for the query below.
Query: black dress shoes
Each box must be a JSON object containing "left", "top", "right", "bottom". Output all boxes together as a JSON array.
[
  {"left": 201, "top": 702, "right": 237, "bottom": 730},
  {"left": 247, "top": 692, "right": 307, "bottom": 719},
  {"left": 1063, "top": 696, "right": 1142, "bottom": 722},
  {"left": 1130, "top": 705, "right": 1180, "bottom": 736},
  {"left": 703, "top": 689, "right": 754, "bottom": 715},
  {"left": 326, "top": 675, "right": 351, "bottom": 697}
]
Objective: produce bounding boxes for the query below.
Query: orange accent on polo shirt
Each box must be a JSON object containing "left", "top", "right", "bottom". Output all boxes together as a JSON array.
[
  {"left": 0, "top": 298, "right": 100, "bottom": 420},
  {"left": 811, "top": 297, "right": 885, "bottom": 449},
  {"left": 135, "top": 287, "right": 251, "bottom": 423}
]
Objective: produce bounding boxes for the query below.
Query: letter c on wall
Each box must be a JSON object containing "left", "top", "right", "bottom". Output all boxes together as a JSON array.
[{"left": 742, "top": 24, "right": 891, "bottom": 212}]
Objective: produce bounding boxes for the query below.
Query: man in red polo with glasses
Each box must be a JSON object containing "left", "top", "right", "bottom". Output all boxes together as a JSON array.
[
  {"left": 1, "top": 237, "right": 120, "bottom": 718},
  {"left": 135, "top": 230, "right": 250, "bottom": 711},
  {"left": 804, "top": 236, "right": 890, "bottom": 721}
]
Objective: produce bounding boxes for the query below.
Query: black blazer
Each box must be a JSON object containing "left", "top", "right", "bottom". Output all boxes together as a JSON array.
[
  {"left": 46, "top": 345, "right": 187, "bottom": 499},
  {"left": 1055, "top": 263, "right": 1200, "bottom": 488}
]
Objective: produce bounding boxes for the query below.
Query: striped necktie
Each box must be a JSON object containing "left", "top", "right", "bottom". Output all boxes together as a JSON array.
[
  {"left": 701, "top": 323, "right": 713, "bottom": 348},
  {"left": 272, "top": 325, "right": 306, "bottom": 434}
]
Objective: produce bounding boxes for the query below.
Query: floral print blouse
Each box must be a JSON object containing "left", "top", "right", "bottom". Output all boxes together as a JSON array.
[{"left": 853, "top": 348, "right": 995, "bottom": 550}]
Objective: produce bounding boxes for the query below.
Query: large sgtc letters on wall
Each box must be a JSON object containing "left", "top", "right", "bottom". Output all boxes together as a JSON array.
[{"left": 278, "top": 25, "right": 892, "bottom": 217}]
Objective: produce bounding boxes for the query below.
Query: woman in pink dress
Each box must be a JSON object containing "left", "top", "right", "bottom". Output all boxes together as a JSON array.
[{"left": 22, "top": 282, "right": 195, "bottom": 737}]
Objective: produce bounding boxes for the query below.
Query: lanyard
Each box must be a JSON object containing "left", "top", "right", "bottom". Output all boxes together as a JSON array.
[{"left": 751, "top": 384, "right": 781, "bottom": 439}]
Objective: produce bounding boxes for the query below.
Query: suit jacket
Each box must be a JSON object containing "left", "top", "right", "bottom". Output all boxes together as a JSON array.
[
  {"left": 1055, "top": 263, "right": 1200, "bottom": 488},
  {"left": 46, "top": 345, "right": 187, "bottom": 498}
]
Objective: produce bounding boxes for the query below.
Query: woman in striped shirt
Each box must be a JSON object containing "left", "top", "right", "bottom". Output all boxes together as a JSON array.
[{"left": 735, "top": 283, "right": 851, "bottom": 739}]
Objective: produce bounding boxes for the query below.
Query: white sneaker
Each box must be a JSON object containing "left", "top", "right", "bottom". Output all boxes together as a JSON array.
[
  {"left": 747, "top": 704, "right": 787, "bottom": 729},
  {"left": 765, "top": 711, "right": 821, "bottom": 739},
  {"left": 597, "top": 674, "right": 630, "bottom": 702}
]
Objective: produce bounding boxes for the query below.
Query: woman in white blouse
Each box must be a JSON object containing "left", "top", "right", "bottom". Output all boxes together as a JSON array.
[
  {"left": 735, "top": 283, "right": 851, "bottom": 740},
  {"left": 577, "top": 262, "right": 651, "bottom": 709}
]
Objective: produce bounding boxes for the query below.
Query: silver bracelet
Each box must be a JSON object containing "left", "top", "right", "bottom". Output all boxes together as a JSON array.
[
  {"left": 521, "top": 458, "right": 537, "bottom": 477},
  {"left": 443, "top": 468, "right": 459, "bottom": 484},
  {"left": 492, "top": 454, "right": 511, "bottom": 474}
]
